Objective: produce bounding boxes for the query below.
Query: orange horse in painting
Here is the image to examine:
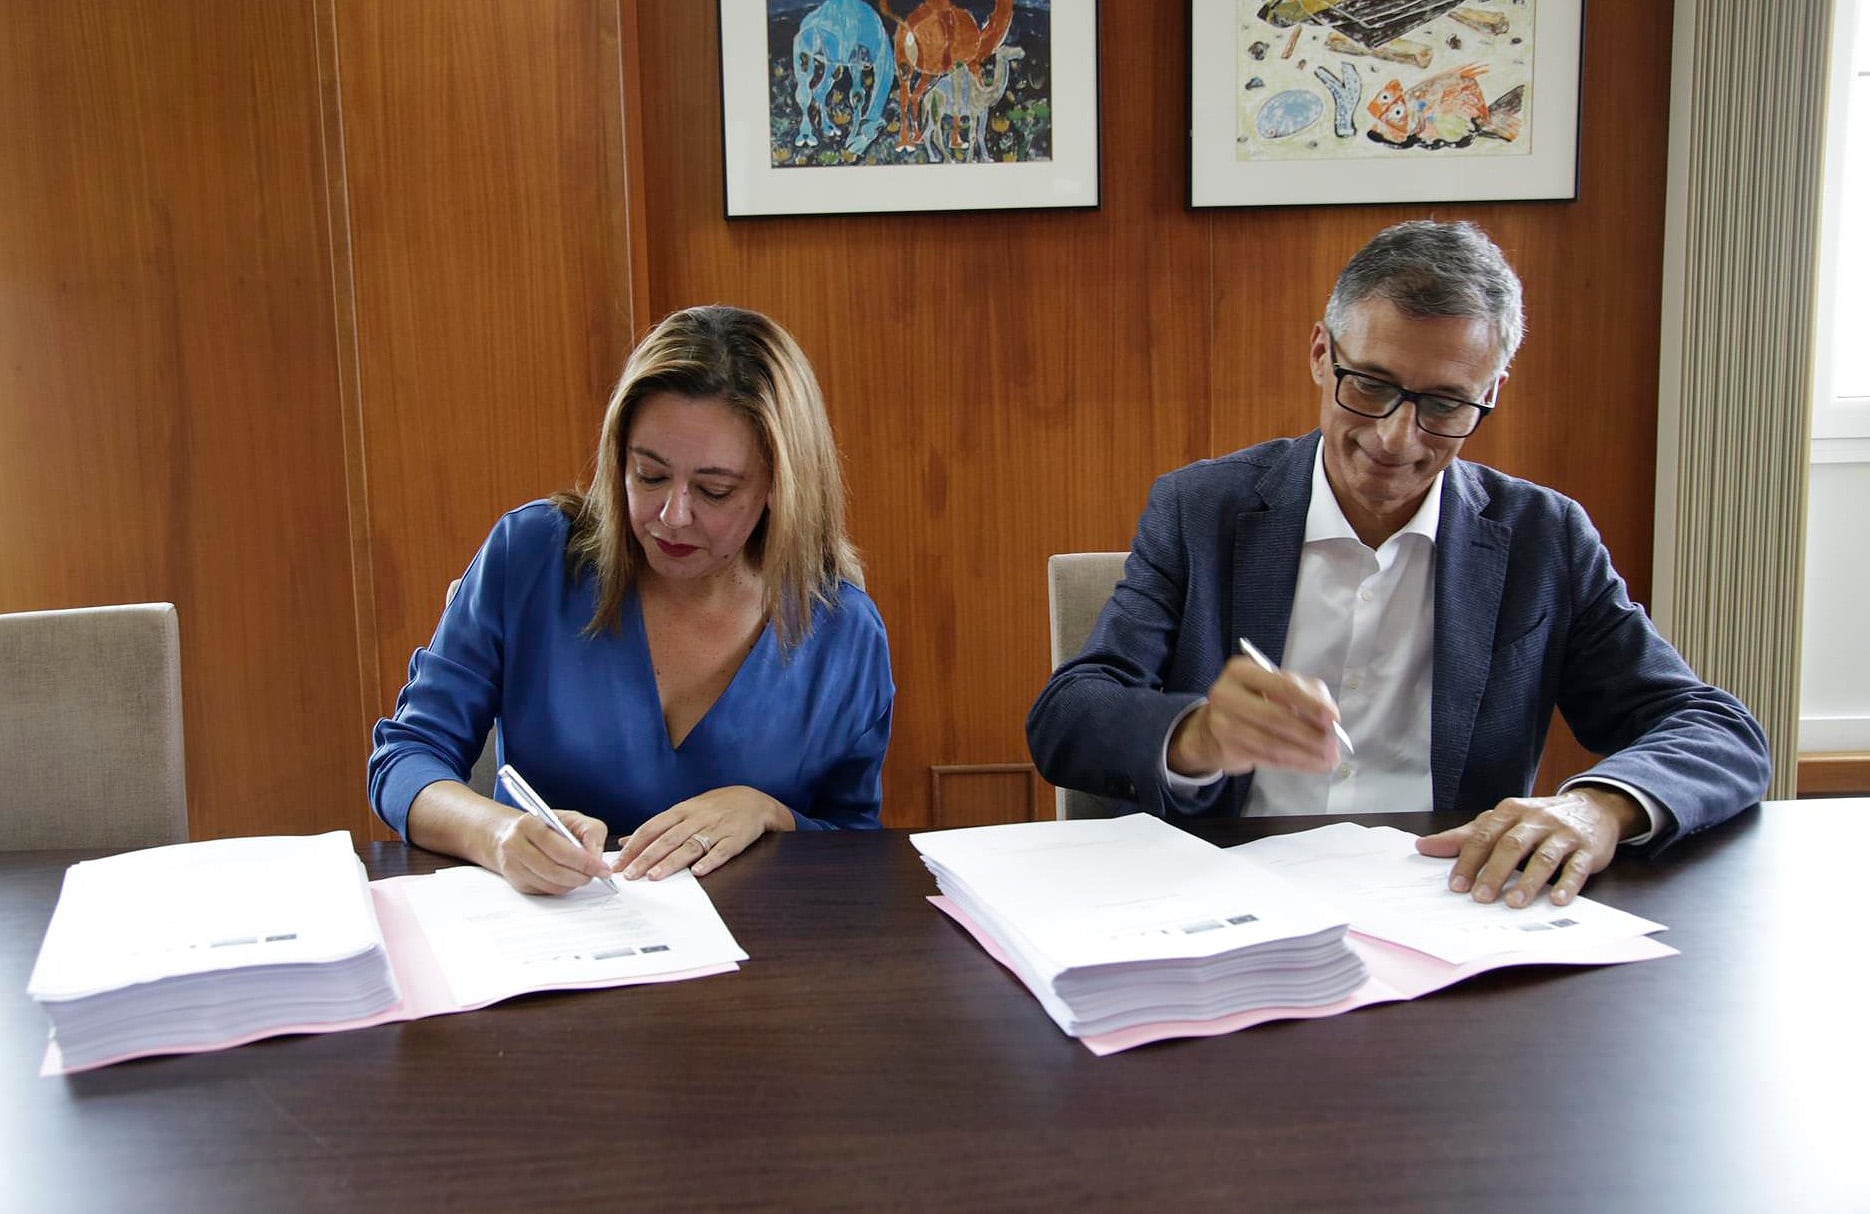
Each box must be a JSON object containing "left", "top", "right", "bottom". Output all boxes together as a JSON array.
[{"left": 878, "top": 0, "right": 1015, "bottom": 150}]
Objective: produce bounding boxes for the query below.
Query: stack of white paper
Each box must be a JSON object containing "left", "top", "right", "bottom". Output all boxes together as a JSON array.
[
  {"left": 27, "top": 832, "right": 399, "bottom": 1071},
  {"left": 911, "top": 815, "right": 1367, "bottom": 1037}
]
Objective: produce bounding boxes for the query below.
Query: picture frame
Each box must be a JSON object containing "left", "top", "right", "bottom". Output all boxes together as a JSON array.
[
  {"left": 1188, "top": 0, "right": 1583, "bottom": 208},
  {"left": 718, "top": 0, "right": 1100, "bottom": 218}
]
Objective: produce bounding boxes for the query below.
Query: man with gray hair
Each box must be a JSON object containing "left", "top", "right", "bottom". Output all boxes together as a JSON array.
[{"left": 1028, "top": 220, "right": 1768, "bottom": 906}]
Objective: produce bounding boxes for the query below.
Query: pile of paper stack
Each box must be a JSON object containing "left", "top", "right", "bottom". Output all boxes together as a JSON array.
[
  {"left": 912, "top": 814, "right": 1367, "bottom": 1037},
  {"left": 27, "top": 832, "right": 400, "bottom": 1071}
]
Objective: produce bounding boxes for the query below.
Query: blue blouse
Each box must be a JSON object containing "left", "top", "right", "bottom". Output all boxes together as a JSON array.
[{"left": 368, "top": 502, "right": 893, "bottom": 840}]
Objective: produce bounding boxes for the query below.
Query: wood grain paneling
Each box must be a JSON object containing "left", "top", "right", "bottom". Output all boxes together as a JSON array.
[
  {"left": 1796, "top": 754, "right": 1870, "bottom": 798},
  {"left": 333, "top": 0, "right": 638, "bottom": 832},
  {"left": 0, "top": 0, "right": 366, "bottom": 839},
  {"left": 929, "top": 763, "right": 1048, "bottom": 827},
  {"left": 637, "top": 2, "right": 1678, "bottom": 824}
]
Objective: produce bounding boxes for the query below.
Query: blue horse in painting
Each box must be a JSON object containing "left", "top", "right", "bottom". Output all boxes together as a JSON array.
[{"left": 792, "top": 0, "right": 896, "bottom": 156}]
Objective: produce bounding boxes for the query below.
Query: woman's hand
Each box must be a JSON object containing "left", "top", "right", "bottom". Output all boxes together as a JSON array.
[
  {"left": 614, "top": 786, "right": 793, "bottom": 880},
  {"left": 487, "top": 807, "right": 612, "bottom": 895},
  {"left": 408, "top": 780, "right": 612, "bottom": 896}
]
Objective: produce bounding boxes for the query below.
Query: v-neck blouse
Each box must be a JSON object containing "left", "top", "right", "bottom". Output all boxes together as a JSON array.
[{"left": 369, "top": 502, "right": 894, "bottom": 839}]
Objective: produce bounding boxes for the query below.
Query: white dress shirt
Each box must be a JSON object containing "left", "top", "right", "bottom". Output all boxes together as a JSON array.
[{"left": 1242, "top": 444, "right": 1439, "bottom": 815}]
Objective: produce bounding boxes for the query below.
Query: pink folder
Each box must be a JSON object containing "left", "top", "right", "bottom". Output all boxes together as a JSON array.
[
  {"left": 41, "top": 875, "right": 736, "bottom": 1076},
  {"left": 929, "top": 894, "right": 1676, "bottom": 1056}
]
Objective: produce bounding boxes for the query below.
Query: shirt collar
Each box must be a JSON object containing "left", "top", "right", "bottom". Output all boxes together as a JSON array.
[{"left": 1304, "top": 439, "right": 1444, "bottom": 548}]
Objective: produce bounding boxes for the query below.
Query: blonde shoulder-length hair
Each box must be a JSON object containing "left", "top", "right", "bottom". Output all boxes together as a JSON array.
[{"left": 552, "top": 305, "right": 862, "bottom": 649}]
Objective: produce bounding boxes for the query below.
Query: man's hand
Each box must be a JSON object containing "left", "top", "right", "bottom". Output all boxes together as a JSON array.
[
  {"left": 1415, "top": 787, "right": 1645, "bottom": 907},
  {"left": 1167, "top": 657, "right": 1341, "bottom": 777}
]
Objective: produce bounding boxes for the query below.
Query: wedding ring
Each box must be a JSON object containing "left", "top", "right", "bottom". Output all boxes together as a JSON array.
[{"left": 689, "top": 832, "right": 713, "bottom": 852}]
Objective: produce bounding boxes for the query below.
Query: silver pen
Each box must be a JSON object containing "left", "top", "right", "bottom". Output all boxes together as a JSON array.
[
  {"left": 496, "top": 763, "right": 620, "bottom": 893},
  {"left": 1236, "top": 637, "right": 1356, "bottom": 757}
]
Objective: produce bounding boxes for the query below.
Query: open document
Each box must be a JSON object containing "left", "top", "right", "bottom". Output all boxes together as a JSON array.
[
  {"left": 31, "top": 836, "right": 746, "bottom": 1075},
  {"left": 391, "top": 862, "right": 747, "bottom": 1009},
  {"left": 911, "top": 815, "right": 1368, "bottom": 1038},
  {"left": 922, "top": 818, "right": 1674, "bottom": 1055},
  {"left": 1231, "top": 822, "right": 1668, "bottom": 965}
]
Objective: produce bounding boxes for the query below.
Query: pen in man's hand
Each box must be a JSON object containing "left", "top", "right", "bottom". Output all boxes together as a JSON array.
[
  {"left": 496, "top": 764, "right": 620, "bottom": 894},
  {"left": 1236, "top": 637, "right": 1356, "bottom": 757}
]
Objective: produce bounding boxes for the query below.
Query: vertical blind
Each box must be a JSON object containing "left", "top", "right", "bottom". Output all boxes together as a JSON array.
[{"left": 1660, "top": 0, "right": 1835, "bottom": 799}]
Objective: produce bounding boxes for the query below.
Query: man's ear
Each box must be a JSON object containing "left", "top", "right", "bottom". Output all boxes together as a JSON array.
[{"left": 1308, "top": 321, "right": 1332, "bottom": 386}]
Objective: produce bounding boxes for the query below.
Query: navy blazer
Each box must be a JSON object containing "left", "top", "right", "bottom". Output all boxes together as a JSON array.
[{"left": 1026, "top": 433, "right": 1770, "bottom": 850}]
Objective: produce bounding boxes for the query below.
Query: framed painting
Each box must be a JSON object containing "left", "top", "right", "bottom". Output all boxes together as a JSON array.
[
  {"left": 718, "top": 0, "right": 1099, "bottom": 217},
  {"left": 1189, "top": 0, "right": 1583, "bottom": 208}
]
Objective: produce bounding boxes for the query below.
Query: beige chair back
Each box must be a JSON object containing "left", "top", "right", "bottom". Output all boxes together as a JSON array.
[
  {"left": 1045, "top": 553, "right": 1129, "bottom": 820},
  {"left": 0, "top": 603, "right": 189, "bottom": 849}
]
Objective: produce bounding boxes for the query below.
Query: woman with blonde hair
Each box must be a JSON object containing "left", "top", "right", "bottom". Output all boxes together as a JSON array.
[{"left": 368, "top": 306, "right": 891, "bottom": 893}]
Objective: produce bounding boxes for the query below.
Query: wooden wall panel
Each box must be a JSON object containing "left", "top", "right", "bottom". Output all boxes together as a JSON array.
[
  {"left": 333, "top": 0, "right": 637, "bottom": 823},
  {"left": 1796, "top": 754, "right": 1870, "bottom": 798},
  {"left": 930, "top": 764, "right": 1048, "bottom": 828},
  {"left": 637, "top": 1, "right": 1677, "bottom": 825},
  {"left": 0, "top": 0, "right": 367, "bottom": 839}
]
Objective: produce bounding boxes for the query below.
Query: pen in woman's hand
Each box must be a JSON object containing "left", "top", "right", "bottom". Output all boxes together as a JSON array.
[{"left": 497, "top": 764, "right": 620, "bottom": 894}]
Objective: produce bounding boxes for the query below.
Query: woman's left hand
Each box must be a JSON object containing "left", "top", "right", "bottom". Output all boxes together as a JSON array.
[{"left": 613, "top": 785, "right": 794, "bottom": 880}]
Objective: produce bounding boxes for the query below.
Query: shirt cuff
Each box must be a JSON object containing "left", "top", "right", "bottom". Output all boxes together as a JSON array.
[
  {"left": 1559, "top": 776, "right": 1666, "bottom": 847},
  {"left": 1161, "top": 700, "right": 1225, "bottom": 793}
]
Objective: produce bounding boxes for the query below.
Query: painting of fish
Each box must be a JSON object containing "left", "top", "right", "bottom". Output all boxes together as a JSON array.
[{"left": 1365, "top": 64, "right": 1524, "bottom": 149}]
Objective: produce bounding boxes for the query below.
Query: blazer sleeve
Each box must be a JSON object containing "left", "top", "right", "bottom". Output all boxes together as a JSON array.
[
  {"left": 1027, "top": 474, "right": 1230, "bottom": 817},
  {"left": 1552, "top": 498, "right": 1771, "bottom": 850}
]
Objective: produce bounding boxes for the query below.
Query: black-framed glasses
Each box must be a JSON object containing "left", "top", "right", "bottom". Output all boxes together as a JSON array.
[{"left": 1327, "top": 335, "right": 1497, "bottom": 438}]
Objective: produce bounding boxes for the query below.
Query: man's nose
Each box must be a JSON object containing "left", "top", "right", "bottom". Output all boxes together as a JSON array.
[
  {"left": 1372, "top": 403, "right": 1418, "bottom": 449},
  {"left": 659, "top": 484, "right": 692, "bottom": 527}
]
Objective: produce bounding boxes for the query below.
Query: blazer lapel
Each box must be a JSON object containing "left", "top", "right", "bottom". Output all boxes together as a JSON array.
[
  {"left": 1231, "top": 434, "right": 1316, "bottom": 666},
  {"left": 1431, "top": 462, "right": 1510, "bottom": 812}
]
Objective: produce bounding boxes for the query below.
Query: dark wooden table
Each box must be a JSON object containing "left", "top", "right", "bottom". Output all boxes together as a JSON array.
[{"left": 3, "top": 802, "right": 1865, "bottom": 1212}]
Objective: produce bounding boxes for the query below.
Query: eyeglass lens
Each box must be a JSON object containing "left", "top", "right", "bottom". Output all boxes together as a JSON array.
[{"left": 1335, "top": 372, "right": 1482, "bottom": 437}]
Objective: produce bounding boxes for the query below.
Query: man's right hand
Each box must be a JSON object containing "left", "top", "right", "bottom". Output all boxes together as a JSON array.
[{"left": 1167, "top": 657, "right": 1342, "bottom": 777}]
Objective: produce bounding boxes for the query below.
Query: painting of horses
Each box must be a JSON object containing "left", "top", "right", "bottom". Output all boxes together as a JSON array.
[
  {"left": 764, "top": 0, "right": 1054, "bottom": 168},
  {"left": 719, "top": 0, "right": 1098, "bottom": 215}
]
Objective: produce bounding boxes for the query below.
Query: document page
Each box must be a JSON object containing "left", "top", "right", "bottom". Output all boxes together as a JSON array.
[
  {"left": 398, "top": 864, "right": 748, "bottom": 1008},
  {"left": 27, "top": 831, "right": 385, "bottom": 1000},
  {"left": 1232, "top": 823, "right": 1666, "bottom": 965}
]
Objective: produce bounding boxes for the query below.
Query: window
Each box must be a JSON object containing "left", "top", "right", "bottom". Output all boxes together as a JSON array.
[
  {"left": 1801, "top": 2, "right": 1870, "bottom": 763},
  {"left": 1819, "top": 6, "right": 1870, "bottom": 439}
]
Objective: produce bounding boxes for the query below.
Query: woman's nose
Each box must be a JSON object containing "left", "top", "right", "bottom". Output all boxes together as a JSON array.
[{"left": 659, "top": 485, "right": 692, "bottom": 527}]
